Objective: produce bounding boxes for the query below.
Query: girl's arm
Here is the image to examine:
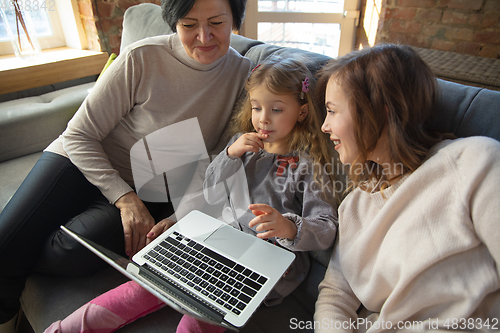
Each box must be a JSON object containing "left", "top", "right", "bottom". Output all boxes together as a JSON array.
[
  {"left": 314, "top": 240, "right": 361, "bottom": 333},
  {"left": 277, "top": 163, "right": 338, "bottom": 252},
  {"left": 204, "top": 134, "right": 246, "bottom": 206},
  {"left": 204, "top": 132, "right": 268, "bottom": 206}
]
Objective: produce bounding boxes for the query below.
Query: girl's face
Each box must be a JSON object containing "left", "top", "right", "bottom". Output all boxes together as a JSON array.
[
  {"left": 321, "top": 78, "right": 359, "bottom": 165},
  {"left": 250, "top": 83, "right": 308, "bottom": 155},
  {"left": 176, "top": 0, "right": 233, "bottom": 65}
]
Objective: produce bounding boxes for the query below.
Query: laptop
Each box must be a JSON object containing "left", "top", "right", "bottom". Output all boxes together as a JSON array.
[{"left": 61, "top": 210, "right": 295, "bottom": 331}]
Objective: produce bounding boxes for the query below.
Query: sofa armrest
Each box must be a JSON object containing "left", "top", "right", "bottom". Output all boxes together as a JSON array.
[{"left": 0, "top": 82, "right": 95, "bottom": 163}]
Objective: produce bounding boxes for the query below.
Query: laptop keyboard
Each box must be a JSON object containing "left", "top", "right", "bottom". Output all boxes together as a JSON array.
[{"left": 143, "top": 231, "right": 268, "bottom": 316}]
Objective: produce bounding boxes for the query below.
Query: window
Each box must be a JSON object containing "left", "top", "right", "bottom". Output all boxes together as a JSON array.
[
  {"left": 242, "top": 0, "right": 360, "bottom": 58},
  {"left": 0, "top": 0, "right": 65, "bottom": 56}
]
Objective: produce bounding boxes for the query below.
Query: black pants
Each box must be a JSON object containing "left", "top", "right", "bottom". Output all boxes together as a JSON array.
[{"left": 0, "top": 152, "right": 172, "bottom": 323}]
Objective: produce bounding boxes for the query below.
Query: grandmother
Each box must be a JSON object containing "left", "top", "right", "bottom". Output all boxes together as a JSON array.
[{"left": 0, "top": 0, "right": 251, "bottom": 330}]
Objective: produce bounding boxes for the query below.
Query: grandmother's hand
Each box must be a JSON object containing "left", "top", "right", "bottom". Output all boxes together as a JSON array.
[
  {"left": 146, "top": 218, "right": 176, "bottom": 245},
  {"left": 115, "top": 192, "right": 155, "bottom": 257}
]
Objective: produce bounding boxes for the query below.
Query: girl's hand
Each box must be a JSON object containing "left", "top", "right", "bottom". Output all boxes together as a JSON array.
[
  {"left": 248, "top": 204, "right": 297, "bottom": 240},
  {"left": 146, "top": 218, "right": 176, "bottom": 245},
  {"left": 227, "top": 132, "right": 268, "bottom": 158},
  {"left": 115, "top": 192, "right": 155, "bottom": 258}
]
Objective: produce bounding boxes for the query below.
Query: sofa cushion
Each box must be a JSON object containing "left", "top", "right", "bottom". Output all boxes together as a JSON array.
[
  {"left": 245, "top": 44, "right": 331, "bottom": 72},
  {"left": 120, "top": 3, "right": 172, "bottom": 53},
  {"left": 0, "top": 152, "right": 42, "bottom": 212},
  {"left": 0, "top": 82, "right": 95, "bottom": 163},
  {"left": 98, "top": 53, "right": 118, "bottom": 80},
  {"left": 430, "top": 79, "right": 500, "bottom": 141},
  {"left": 230, "top": 34, "right": 264, "bottom": 57}
]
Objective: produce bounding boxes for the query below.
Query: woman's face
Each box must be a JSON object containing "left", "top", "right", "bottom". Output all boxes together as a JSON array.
[
  {"left": 176, "top": 0, "right": 234, "bottom": 65},
  {"left": 321, "top": 78, "right": 359, "bottom": 165}
]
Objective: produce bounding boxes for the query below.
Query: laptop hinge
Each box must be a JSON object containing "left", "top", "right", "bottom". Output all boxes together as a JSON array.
[{"left": 139, "top": 263, "right": 229, "bottom": 325}]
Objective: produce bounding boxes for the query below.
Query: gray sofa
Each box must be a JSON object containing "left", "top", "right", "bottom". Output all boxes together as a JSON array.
[
  {"left": 0, "top": 81, "right": 96, "bottom": 213},
  {"left": 5, "top": 3, "right": 500, "bottom": 332}
]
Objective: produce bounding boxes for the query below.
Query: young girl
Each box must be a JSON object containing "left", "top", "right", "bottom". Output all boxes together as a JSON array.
[
  {"left": 45, "top": 56, "right": 339, "bottom": 333},
  {"left": 316, "top": 44, "right": 500, "bottom": 332}
]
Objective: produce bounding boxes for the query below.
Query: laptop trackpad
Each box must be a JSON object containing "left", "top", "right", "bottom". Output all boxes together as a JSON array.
[{"left": 204, "top": 225, "right": 256, "bottom": 259}]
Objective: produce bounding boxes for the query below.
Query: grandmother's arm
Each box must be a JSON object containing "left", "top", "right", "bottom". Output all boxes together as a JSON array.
[{"left": 63, "top": 50, "right": 154, "bottom": 256}]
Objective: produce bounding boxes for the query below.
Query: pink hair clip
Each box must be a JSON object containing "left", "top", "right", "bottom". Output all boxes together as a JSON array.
[
  {"left": 251, "top": 64, "right": 261, "bottom": 73},
  {"left": 302, "top": 77, "right": 310, "bottom": 93},
  {"left": 300, "top": 77, "right": 310, "bottom": 99}
]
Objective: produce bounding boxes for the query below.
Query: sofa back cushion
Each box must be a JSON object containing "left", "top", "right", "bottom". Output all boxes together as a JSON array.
[
  {"left": 431, "top": 80, "right": 500, "bottom": 141},
  {"left": 120, "top": 3, "right": 172, "bottom": 53}
]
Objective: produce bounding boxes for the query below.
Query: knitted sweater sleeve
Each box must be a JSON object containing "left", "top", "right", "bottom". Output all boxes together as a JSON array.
[
  {"left": 277, "top": 162, "right": 338, "bottom": 252},
  {"left": 455, "top": 137, "right": 500, "bottom": 274},
  {"left": 314, "top": 239, "right": 361, "bottom": 333},
  {"left": 62, "top": 49, "right": 138, "bottom": 204},
  {"left": 203, "top": 134, "right": 244, "bottom": 206}
]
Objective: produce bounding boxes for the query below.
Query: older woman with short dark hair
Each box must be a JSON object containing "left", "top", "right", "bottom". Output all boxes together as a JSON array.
[{"left": 0, "top": 0, "right": 250, "bottom": 331}]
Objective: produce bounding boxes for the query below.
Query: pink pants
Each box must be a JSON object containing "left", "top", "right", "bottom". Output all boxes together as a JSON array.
[{"left": 43, "top": 281, "right": 226, "bottom": 333}]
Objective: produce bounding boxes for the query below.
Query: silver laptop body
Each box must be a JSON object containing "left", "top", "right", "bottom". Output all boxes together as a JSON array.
[{"left": 61, "top": 210, "right": 295, "bottom": 331}]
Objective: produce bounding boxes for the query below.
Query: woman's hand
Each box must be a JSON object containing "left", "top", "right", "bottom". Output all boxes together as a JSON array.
[
  {"left": 115, "top": 192, "right": 155, "bottom": 257},
  {"left": 146, "top": 218, "right": 176, "bottom": 245},
  {"left": 227, "top": 132, "right": 268, "bottom": 158},
  {"left": 248, "top": 204, "right": 297, "bottom": 240}
]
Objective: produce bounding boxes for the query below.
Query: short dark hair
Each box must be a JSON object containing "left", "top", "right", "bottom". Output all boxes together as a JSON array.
[{"left": 162, "top": 0, "right": 247, "bottom": 33}]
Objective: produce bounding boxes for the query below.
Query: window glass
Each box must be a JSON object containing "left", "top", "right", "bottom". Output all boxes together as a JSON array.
[
  {"left": 258, "top": 22, "right": 340, "bottom": 58},
  {"left": 0, "top": 8, "right": 52, "bottom": 41},
  {"left": 258, "top": 0, "right": 344, "bottom": 14}
]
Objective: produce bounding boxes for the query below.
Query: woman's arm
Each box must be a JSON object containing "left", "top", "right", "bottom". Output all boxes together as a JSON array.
[
  {"left": 315, "top": 240, "right": 361, "bottom": 333},
  {"left": 459, "top": 138, "right": 500, "bottom": 272},
  {"left": 115, "top": 192, "right": 155, "bottom": 257},
  {"left": 62, "top": 51, "right": 138, "bottom": 203},
  {"left": 63, "top": 49, "right": 155, "bottom": 256}
]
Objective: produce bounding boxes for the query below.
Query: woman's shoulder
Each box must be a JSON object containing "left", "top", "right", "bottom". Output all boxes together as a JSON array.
[
  {"left": 227, "top": 45, "right": 251, "bottom": 62},
  {"left": 430, "top": 136, "right": 500, "bottom": 160},
  {"left": 424, "top": 136, "right": 500, "bottom": 180},
  {"left": 121, "top": 34, "right": 173, "bottom": 55},
  {"left": 224, "top": 47, "right": 252, "bottom": 72}
]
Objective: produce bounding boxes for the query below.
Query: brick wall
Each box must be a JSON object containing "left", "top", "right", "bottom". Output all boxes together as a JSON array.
[
  {"left": 77, "top": 0, "right": 161, "bottom": 55},
  {"left": 373, "top": 0, "right": 500, "bottom": 58},
  {"left": 77, "top": 0, "right": 100, "bottom": 52}
]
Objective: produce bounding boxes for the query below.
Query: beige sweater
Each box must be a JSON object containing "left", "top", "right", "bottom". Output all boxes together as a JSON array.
[
  {"left": 46, "top": 34, "right": 252, "bottom": 204},
  {"left": 315, "top": 137, "right": 500, "bottom": 332}
]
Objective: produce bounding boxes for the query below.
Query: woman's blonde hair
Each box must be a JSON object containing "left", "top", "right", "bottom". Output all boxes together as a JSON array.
[
  {"left": 317, "top": 44, "right": 449, "bottom": 191},
  {"left": 231, "top": 55, "right": 338, "bottom": 194}
]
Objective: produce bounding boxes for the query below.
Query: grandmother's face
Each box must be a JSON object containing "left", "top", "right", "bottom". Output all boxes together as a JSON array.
[{"left": 176, "top": 0, "right": 234, "bottom": 65}]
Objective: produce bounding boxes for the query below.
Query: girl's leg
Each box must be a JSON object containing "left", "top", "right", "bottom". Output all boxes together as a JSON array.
[
  {"left": 0, "top": 152, "right": 123, "bottom": 323},
  {"left": 44, "top": 281, "right": 165, "bottom": 333},
  {"left": 176, "top": 315, "right": 227, "bottom": 333}
]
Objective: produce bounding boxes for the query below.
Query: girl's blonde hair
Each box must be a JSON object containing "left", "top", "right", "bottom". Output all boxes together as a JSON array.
[
  {"left": 231, "top": 55, "right": 338, "bottom": 194},
  {"left": 316, "top": 44, "right": 450, "bottom": 192}
]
